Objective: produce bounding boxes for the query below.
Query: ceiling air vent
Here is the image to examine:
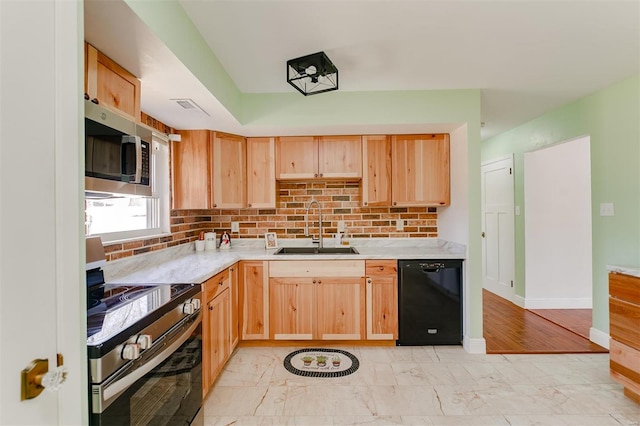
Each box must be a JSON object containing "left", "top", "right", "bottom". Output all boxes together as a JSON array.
[{"left": 170, "top": 98, "right": 210, "bottom": 116}]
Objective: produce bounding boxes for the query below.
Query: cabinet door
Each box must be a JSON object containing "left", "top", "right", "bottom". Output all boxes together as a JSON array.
[
  {"left": 276, "top": 136, "right": 318, "bottom": 179},
  {"left": 269, "top": 277, "right": 315, "bottom": 340},
  {"left": 365, "top": 260, "right": 398, "bottom": 340},
  {"left": 240, "top": 261, "right": 270, "bottom": 340},
  {"left": 229, "top": 264, "right": 239, "bottom": 350},
  {"left": 318, "top": 135, "right": 362, "bottom": 178},
  {"left": 210, "top": 288, "right": 230, "bottom": 385},
  {"left": 171, "top": 130, "right": 212, "bottom": 209},
  {"left": 362, "top": 135, "right": 391, "bottom": 206},
  {"left": 247, "top": 137, "right": 276, "bottom": 208},
  {"left": 85, "top": 43, "right": 141, "bottom": 120},
  {"left": 212, "top": 132, "right": 246, "bottom": 208},
  {"left": 316, "top": 277, "right": 365, "bottom": 340},
  {"left": 391, "top": 134, "right": 450, "bottom": 206}
]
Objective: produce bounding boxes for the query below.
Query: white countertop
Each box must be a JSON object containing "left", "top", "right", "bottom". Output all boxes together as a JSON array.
[
  {"left": 103, "top": 238, "right": 466, "bottom": 284},
  {"left": 607, "top": 264, "right": 640, "bottom": 279}
]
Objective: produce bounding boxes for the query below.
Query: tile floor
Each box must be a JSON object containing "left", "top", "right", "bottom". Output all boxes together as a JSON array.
[{"left": 201, "top": 345, "right": 639, "bottom": 425}]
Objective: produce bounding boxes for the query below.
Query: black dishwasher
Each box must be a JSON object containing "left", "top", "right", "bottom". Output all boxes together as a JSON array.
[{"left": 397, "top": 259, "right": 463, "bottom": 345}]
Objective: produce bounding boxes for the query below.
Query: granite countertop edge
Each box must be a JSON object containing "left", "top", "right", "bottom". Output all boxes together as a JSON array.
[
  {"left": 104, "top": 238, "right": 467, "bottom": 285},
  {"left": 607, "top": 264, "right": 640, "bottom": 279}
]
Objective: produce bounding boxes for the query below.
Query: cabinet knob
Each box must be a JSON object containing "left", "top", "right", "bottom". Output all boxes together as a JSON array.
[
  {"left": 219, "top": 281, "right": 224, "bottom": 286},
  {"left": 83, "top": 93, "right": 89, "bottom": 100},
  {"left": 91, "top": 98, "right": 99, "bottom": 104},
  {"left": 208, "top": 305, "right": 213, "bottom": 311},
  {"left": 314, "top": 174, "right": 318, "bottom": 178},
  {"left": 312, "top": 279, "right": 317, "bottom": 284},
  {"left": 393, "top": 202, "right": 397, "bottom": 206},
  {"left": 364, "top": 202, "right": 368, "bottom": 206},
  {"left": 366, "top": 278, "right": 372, "bottom": 284}
]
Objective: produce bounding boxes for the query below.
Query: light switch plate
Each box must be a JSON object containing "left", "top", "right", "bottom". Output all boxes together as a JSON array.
[
  {"left": 599, "top": 203, "right": 614, "bottom": 217},
  {"left": 515, "top": 206, "right": 521, "bottom": 216},
  {"left": 396, "top": 219, "right": 404, "bottom": 231},
  {"left": 231, "top": 221, "right": 240, "bottom": 232}
]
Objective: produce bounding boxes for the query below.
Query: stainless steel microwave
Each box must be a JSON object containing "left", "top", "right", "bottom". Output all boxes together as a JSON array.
[{"left": 85, "top": 100, "right": 152, "bottom": 196}]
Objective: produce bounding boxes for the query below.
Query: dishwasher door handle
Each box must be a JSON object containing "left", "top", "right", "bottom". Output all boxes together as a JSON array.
[{"left": 418, "top": 262, "right": 445, "bottom": 273}]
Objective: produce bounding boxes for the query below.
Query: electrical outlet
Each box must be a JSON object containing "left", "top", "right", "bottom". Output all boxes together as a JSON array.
[
  {"left": 231, "top": 222, "right": 240, "bottom": 232},
  {"left": 396, "top": 219, "right": 404, "bottom": 231},
  {"left": 337, "top": 221, "right": 346, "bottom": 232},
  {"left": 600, "top": 203, "right": 614, "bottom": 217}
]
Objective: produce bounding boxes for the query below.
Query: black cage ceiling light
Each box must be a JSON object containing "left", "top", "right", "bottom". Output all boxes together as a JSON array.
[{"left": 286, "top": 51, "right": 338, "bottom": 96}]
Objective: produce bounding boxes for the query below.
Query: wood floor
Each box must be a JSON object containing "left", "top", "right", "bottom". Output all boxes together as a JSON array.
[
  {"left": 530, "top": 308, "right": 593, "bottom": 339},
  {"left": 483, "top": 289, "right": 608, "bottom": 354}
]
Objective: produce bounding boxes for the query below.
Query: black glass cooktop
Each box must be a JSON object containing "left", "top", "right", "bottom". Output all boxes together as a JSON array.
[{"left": 87, "top": 283, "right": 198, "bottom": 346}]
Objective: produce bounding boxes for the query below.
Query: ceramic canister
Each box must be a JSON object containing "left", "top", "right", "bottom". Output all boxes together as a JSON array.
[{"left": 204, "top": 232, "right": 216, "bottom": 250}]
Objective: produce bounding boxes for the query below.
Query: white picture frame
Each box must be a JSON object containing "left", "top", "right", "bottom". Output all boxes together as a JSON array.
[{"left": 264, "top": 232, "right": 278, "bottom": 249}]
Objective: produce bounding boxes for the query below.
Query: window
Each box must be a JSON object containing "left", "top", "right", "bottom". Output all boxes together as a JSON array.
[{"left": 85, "top": 134, "right": 170, "bottom": 242}]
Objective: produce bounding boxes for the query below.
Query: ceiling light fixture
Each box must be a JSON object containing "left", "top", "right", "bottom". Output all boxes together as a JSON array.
[{"left": 287, "top": 51, "right": 338, "bottom": 96}]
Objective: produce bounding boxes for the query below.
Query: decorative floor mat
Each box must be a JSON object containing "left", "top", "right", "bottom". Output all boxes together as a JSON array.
[{"left": 283, "top": 348, "right": 359, "bottom": 378}]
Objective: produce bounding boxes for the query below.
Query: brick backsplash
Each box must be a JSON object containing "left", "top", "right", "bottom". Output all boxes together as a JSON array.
[{"left": 103, "top": 181, "right": 437, "bottom": 261}]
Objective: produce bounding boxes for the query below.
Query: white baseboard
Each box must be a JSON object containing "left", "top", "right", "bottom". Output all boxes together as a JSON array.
[
  {"left": 463, "top": 337, "right": 486, "bottom": 354},
  {"left": 589, "top": 327, "right": 610, "bottom": 349},
  {"left": 522, "top": 297, "right": 592, "bottom": 309},
  {"left": 513, "top": 294, "right": 526, "bottom": 308}
]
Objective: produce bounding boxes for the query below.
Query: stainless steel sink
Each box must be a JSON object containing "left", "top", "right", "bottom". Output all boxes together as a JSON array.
[{"left": 273, "top": 247, "right": 359, "bottom": 255}]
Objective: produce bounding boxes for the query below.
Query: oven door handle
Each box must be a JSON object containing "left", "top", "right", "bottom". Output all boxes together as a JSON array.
[{"left": 93, "top": 312, "right": 201, "bottom": 413}]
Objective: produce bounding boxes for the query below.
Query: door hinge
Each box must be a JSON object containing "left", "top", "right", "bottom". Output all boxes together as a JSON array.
[
  {"left": 511, "top": 280, "right": 514, "bottom": 287},
  {"left": 509, "top": 167, "right": 512, "bottom": 175}
]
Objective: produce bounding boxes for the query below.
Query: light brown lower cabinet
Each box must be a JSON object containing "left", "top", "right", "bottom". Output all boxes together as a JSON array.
[
  {"left": 609, "top": 271, "right": 640, "bottom": 404},
  {"left": 268, "top": 260, "right": 366, "bottom": 340},
  {"left": 202, "top": 269, "right": 231, "bottom": 397},
  {"left": 365, "top": 260, "right": 398, "bottom": 340},
  {"left": 269, "top": 276, "right": 365, "bottom": 340},
  {"left": 229, "top": 264, "right": 239, "bottom": 350},
  {"left": 240, "top": 261, "right": 270, "bottom": 340}
]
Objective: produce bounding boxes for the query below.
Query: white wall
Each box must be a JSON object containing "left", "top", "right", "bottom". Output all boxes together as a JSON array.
[
  {"left": 438, "top": 123, "right": 469, "bottom": 246},
  {"left": 524, "top": 136, "right": 593, "bottom": 308}
]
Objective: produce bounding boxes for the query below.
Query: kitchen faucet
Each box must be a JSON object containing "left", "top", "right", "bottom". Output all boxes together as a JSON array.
[{"left": 304, "top": 198, "right": 323, "bottom": 248}]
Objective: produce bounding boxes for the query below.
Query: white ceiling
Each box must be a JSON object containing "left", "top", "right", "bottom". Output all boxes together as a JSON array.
[{"left": 85, "top": 0, "right": 639, "bottom": 140}]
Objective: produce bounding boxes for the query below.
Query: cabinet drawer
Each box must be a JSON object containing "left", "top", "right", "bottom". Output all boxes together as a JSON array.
[
  {"left": 610, "top": 272, "right": 640, "bottom": 305},
  {"left": 610, "top": 297, "right": 640, "bottom": 351},
  {"left": 365, "top": 260, "right": 397, "bottom": 276},
  {"left": 204, "top": 269, "right": 230, "bottom": 302},
  {"left": 269, "top": 260, "right": 364, "bottom": 277},
  {"left": 610, "top": 339, "right": 640, "bottom": 385}
]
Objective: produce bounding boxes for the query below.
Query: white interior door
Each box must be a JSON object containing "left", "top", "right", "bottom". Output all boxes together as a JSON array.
[
  {"left": 0, "top": 2, "right": 84, "bottom": 424},
  {"left": 481, "top": 156, "right": 515, "bottom": 301}
]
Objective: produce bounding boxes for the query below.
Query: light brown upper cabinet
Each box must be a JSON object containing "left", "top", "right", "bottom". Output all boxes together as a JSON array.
[
  {"left": 84, "top": 43, "right": 141, "bottom": 121},
  {"left": 246, "top": 137, "right": 276, "bottom": 208},
  {"left": 361, "top": 135, "right": 392, "bottom": 206},
  {"left": 317, "top": 136, "right": 362, "bottom": 178},
  {"left": 391, "top": 134, "right": 450, "bottom": 206},
  {"left": 212, "top": 132, "right": 246, "bottom": 208},
  {"left": 276, "top": 136, "right": 362, "bottom": 179},
  {"left": 172, "top": 130, "right": 246, "bottom": 209},
  {"left": 171, "top": 130, "right": 212, "bottom": 210}
]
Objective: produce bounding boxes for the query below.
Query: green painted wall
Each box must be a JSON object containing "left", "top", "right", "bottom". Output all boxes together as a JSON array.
[{"left": 482, "top": 74, "right": 640, "bottom": 334}]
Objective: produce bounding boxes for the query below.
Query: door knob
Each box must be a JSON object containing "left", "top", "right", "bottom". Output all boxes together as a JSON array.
[
  {"left": 21, "top": 354, "right": 67, "bottom": 400},
  {"left": 481, "top": 232, "right": 485, "bottom": 238}
]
